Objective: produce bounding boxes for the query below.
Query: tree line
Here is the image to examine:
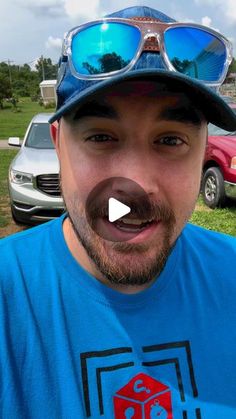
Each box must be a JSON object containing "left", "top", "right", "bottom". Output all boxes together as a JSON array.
[
  {"left": 1, "top": 55, "right": 236, "bottom": 109},
  {"left": 0, "top": 57, "right": 58, "bottom": 108}
]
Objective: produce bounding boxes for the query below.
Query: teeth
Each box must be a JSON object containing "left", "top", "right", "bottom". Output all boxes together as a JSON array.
[{"left": 120, "top": 218, "right": 152, "bottom": 225}]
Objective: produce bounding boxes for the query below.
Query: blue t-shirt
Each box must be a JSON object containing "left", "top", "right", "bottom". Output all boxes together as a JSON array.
[{"left": 0, "top": 215, "right": 236, "bottom": 418}]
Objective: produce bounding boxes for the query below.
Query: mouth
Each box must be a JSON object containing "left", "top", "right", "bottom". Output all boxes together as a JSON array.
[
  {"left": 113, "top": 217, "right": 155, "bottom": 233},
  {"left": 97, "top": 216, "right": 160, "bottom": 242}
]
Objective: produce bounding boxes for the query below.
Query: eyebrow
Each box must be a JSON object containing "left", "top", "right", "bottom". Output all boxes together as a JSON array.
[
  {"left": 160, "top": 103, "right": 204, "bottom": 126},
  {"left": 71, "top": 99, "right": 204, "bottom": 126},
  {"left": 71, "top": 101, "right": 118, "bottom": 121}
]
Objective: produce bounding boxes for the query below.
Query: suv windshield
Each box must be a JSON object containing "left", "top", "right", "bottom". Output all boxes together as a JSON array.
[{"left": 25, "top": 123, "right": 54, "bottom": 149}]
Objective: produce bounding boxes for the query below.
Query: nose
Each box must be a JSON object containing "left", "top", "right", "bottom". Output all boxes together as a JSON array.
[{"left": 112, "top": 151, "right": 160, "bottom": 198}]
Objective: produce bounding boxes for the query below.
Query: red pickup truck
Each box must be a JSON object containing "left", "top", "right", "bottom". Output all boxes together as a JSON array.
[{"left": 202, "top": 107, "right": 236, "bottom": 208}]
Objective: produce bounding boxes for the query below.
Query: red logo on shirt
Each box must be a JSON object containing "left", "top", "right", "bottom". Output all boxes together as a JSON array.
[{"left": 113, "top": 373, "right": 173, "bottom": 418}]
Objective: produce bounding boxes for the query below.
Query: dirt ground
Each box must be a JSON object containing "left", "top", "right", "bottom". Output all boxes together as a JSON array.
[
  {"left": 0, "top": 197, "right": 28, "bottom": 239},
  {"left": 0, "top": 222, "right": 26, "bottom": 238}
]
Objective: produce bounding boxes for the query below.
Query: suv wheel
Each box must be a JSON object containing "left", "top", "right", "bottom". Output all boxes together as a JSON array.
[{"left": 202, "top": 167, "right": 226, "bottom": 209}]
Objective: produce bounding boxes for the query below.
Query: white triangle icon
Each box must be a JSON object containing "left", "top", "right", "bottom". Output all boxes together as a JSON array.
[{"left": 108, "top": 197, "right": 131, "bottom": 223}]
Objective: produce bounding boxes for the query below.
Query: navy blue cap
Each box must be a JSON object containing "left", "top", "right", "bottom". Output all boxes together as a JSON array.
[{"left": 49, "top": 6, "right": 236, "bottom": 131}]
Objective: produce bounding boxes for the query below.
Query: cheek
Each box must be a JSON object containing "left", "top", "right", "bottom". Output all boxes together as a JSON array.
[
  {"left": 164, "top": 159, "right": 202, "bottom": 214},
  {"left": 60, "top": 146, "right": 108, "bottom": 202}
]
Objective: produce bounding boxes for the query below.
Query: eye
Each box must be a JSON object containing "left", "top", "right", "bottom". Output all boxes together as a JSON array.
[
  {"left": 85, "top": 134, "right": 117, "bottom": 143},
  {"left": 157, "top": 135, "right": 184, "bottom": 146}
]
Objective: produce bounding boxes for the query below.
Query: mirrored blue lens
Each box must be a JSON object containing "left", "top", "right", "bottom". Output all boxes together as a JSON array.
[
  {"left": 71, "top": 22, "right": 141, "bottom": 75},
  {"left": 164, "top": 27, "right": 227, "bottom": 82}
]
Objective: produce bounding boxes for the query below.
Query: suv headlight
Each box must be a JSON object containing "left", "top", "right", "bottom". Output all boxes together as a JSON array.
[{"left": 10, "top": 169, "right": 33, "bottom": 184}]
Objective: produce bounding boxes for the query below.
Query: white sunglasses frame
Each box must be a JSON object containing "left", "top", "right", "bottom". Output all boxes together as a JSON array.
[{"left": 62, "top": 17, "right": 233, "bottom": 86}]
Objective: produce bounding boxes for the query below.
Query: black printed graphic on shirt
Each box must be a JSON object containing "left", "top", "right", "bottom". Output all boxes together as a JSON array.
[{"left": 80, "top": 340, "right": 202, "bottom": 418}]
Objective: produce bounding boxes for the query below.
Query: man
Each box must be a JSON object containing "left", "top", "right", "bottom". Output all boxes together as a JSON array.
[{"left": 1, "top": 5, "right": 236, "bottom": 418}]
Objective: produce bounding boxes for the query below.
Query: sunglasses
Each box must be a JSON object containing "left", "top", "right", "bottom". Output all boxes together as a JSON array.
[{"left": 62, "top": 17, "right": 233, "bottom": 85}]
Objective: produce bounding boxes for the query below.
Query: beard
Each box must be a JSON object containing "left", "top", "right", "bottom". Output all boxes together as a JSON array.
[{"left": 61, "top": 186, "right": 178, "bottom": 288}]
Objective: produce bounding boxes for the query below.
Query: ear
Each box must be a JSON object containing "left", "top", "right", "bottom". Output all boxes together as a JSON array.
[{"left": 50, "top": 121, "right": 60, "bottom": 156}]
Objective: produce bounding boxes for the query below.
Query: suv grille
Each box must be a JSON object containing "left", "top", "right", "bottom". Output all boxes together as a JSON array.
[{"left": 36, "top": 174, "right": 61, "bottom": 196}]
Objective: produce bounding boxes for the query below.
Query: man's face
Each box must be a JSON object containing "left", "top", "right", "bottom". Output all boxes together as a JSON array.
[{"left": 53, "top": 81, "right": 207, "bottom": 289}]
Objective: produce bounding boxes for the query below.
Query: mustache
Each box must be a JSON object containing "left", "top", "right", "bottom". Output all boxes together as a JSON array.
[{"left": 86, "top": 194, "right": 176, "bottom": 224}]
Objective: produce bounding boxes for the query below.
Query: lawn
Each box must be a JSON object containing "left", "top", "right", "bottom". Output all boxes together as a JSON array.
[
  {"left": 0, "top": 97, "right": 55, "bottom": 140},
  {"left": 0, "top": 149, "right": 19, "bottom": 232},
  {"left": 0, "top": 148, "right": 235, "bottom": 237},
  {"left": 190, "top": 197, "right": 236, "bottom": 236}
]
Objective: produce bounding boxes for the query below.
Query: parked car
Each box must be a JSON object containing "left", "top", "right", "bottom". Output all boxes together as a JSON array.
[
  {"left": 202, "top": 106, "right": 236, "bottom": 208},
  {"left": 8, "top": 113, "right": 65, "bottom": 225},
  {"left": 220, "top": 95, "right": 236, "bottom": 105}
]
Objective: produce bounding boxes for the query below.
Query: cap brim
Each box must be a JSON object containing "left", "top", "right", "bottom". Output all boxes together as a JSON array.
[{"left": 49, "top": 69, "right": 236, "bottom": 131}]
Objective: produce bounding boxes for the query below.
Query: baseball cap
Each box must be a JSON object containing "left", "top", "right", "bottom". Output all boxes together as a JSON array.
[{"left": 49, "top": 6, "right": 236, "bottom": 131}]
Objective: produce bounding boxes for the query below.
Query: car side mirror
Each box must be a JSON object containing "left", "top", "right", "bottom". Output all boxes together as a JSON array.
[{"left": 8, "top": 137, "right": 21, "bottom": 147}]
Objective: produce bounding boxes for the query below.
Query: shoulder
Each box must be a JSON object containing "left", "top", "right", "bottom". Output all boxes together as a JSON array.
[
  {"left": 0, "top": 219, "right": 53, "bottom": 252},
  {"left": 0, "top": 216, "right": 64, "bottom": 276},
  {"left": 0, "top": 216, "right": 68, "bottom": 316},
  {"left": 180, "top": 223, "right": 236, "bottom": 276},
  {"left": 178, "top": 224, "right": 236, "bottom": 309},
  {"left": 183, "top": 223, "right": 236, "bottom": 250}
]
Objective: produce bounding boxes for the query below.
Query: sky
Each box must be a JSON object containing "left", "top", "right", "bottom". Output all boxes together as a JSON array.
[{"left": 1, "top": 0, "right": 236, "bottom": 67}]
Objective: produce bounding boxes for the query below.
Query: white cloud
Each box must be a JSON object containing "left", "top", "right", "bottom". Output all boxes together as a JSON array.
[
  {"left": 63, "top": 0, "right": 100, "bottom": 20},
  {"left": 21, "top": 0, "right": 62, "bottom": 6},
  {"left": 177, "top": 16, "right": 196, "bottom": 23},
  {"left": 195, "top": 0, "right": 236, "bottom": 23},
  {"left": 201, "top": 16, "right": 212, "bottom": 27},
  {"left": 45, "top": 36, "right": 63, "bottom": 49},
  {"left": 17, "top": 0, "right": 64, "bottom": 17},
  {"left": 17, "top": 0, "right": 102, "bottom": 20},
  {"left": 224, "top": 0, "right": 236, "bottom": 23},
  {"left": 201, "top": 15, "right": 219, "bottom": 32}
]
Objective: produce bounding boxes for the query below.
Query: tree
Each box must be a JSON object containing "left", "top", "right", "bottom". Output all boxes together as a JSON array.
[
  {"left": 171, "top": 57, "right": 193, "bottom": 74},
  {"left": 99, "top": 52, "right": 129, "bottom": 73},
  {"left": 35, "top": 56, "right": 58, "bottom": 81},
  {"left": 82, "top": 52, "right": 129, "bottom": 75},
  {"left": 13, "top": 65, "right": 40, "bottom": 97},
  {"left": 0, "top": 58, "right": 57, "bottom": 103},
  {"left": 0, "top": 73, "right": 11, "bottom": 108},
  {"left": 228, "top": 57, "right": 236, "bottom": 74}
]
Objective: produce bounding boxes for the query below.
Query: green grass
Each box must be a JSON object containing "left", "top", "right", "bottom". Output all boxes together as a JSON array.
[
  {"left": 0, "top": 214, "right": 8, "bottom": 228},
  {"left": 0, "top": 149, "right": 18, "bottom": 228},
  {"left": 0, "top": 149, "right": 18, "bottom": 195},
  {"left": 190, "top": 197, "right": 236, "bottom": 237},
  {"left": 0, "top": 149, "right": 235, "bottom": 235},
  {"left": 0, "top": 97, "right": 55, "bottom": 140}
]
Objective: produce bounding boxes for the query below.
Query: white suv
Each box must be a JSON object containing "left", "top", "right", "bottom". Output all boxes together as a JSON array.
[{"left": 8, "top": 113, "right": 65, "bottom": 225}]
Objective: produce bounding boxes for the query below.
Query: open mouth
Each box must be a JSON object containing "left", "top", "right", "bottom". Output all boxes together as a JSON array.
[
  {"left": 95, "top": 216, "right": 160, "bottom": 243},
  {"left": 113, "top": 217, "right": 155, "bottom": 233}
]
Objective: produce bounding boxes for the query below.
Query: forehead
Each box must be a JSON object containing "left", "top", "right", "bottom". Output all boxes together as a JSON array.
[{"left": 65, "top": 80, "right": 205, "bottom": 125}]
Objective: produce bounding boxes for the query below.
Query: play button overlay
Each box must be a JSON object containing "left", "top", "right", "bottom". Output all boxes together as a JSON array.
[
  {"left": 108, "top": 198, "right": 131, "bottom": 222},
  {"left": 85, "top": 177, "right": 152, "bottom": 242}
]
